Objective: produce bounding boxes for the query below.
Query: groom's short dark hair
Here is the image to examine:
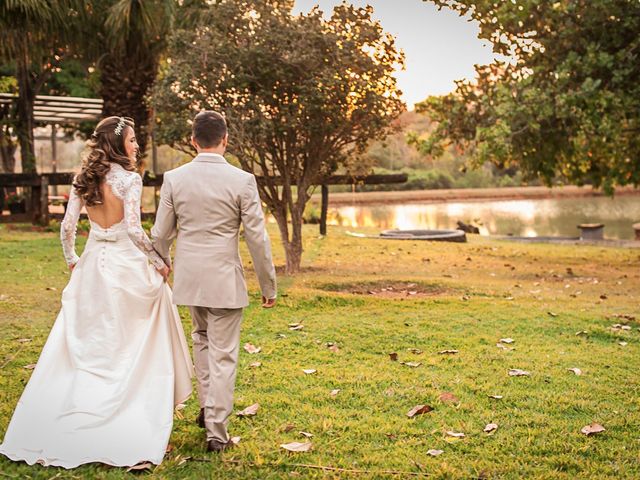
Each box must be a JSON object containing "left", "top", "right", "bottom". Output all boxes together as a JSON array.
[{"left": 192, "top": 111, "right": 227, "bottom": 148}]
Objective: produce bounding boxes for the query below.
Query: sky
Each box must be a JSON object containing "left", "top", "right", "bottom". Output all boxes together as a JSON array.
[{"left": 293, "top": 0, "right": 497, "bottom": 109}]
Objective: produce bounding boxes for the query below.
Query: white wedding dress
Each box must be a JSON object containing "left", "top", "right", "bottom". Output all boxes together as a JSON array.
[{"left": 0, "top": 163, "right": 193, "bottom": 468}]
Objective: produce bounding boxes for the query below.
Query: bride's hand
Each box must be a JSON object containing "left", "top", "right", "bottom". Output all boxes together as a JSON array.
[{"left": 157, "top": 265, "right": 170, "bottom": 282}]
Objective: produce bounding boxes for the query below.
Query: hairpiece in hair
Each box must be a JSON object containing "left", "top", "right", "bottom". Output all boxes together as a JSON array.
[{"left": 114, "top": 117, "right": 126, "bottom": 136}]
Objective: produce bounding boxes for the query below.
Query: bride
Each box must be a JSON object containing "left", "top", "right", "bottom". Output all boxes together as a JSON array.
[{"left": 0, "top": 116, "right": 193, "bottom": 469}]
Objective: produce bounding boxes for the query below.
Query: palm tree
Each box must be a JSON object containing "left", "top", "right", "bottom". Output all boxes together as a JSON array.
[
  {"left": 87, "top": 0, "right": 175, "bottom": 159},
  {"left": 0, "top": 0, "right": 83, "bottom": 173}
]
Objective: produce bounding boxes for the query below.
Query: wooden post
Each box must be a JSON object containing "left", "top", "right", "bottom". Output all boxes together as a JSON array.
[
  {"left": 320, "top": 184, "right": 329, "bottom": 236},
  {"left": 51, "top": 124, "right": 58, "bottom": 196},
  {"left": 31, "top": 175, "right": 49, "bottom": 225}
]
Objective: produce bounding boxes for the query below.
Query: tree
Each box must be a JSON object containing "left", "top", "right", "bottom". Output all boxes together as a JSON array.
[
  {"left": 0, "top": 0, "right": 83, "bottom": 173},
  {"left": 416, "top": 0, "right": 640, "bottom": 193},
  {"left": 85, "top": 0, "right": 175, "bottom": 158},
  {"left": 154, "top": 1, "right": 404, "bottom": 273}
]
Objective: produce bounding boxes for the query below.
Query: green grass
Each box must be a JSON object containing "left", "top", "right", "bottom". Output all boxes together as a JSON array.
[{"left": 0, "top": 223, "right": 639, "bottom": 479}]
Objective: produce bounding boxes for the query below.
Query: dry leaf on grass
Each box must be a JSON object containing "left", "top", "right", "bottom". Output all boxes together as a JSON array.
[
  {"left": 499, "top": 338, "right": 515, "bottom": 344},
  {"left": 496, "top": 343, "right": 513, "bottom": 351},
  {"left": 244, "top": 343, "right": 261, "bottom": 354},
  {"left": 548, "top": 311, "right": 558, "bottom": 317},
  {"left": 281, "top": 441, "right": 312, "bottom": 452},
  {"left": 581, "top": 423, "right": 605, "bottom": 436},
  {"left": 488, "top": 395, "right": 503, "bottom": 400},
  {"left": 288, "top": 323, "right": 304, "bottom": 331},
  {"left": 389, "top": 352, "right": 398, "bottom": 361},
  {"left": 568, "top": 368, "right": 582, "bottom": 376},
  {"left": 407, "top": 404, "right": 434, "bottom": 418},
  {"left": 575, "top": 330, "right": 588, "bottom": 336},
  {"left": 16, "top": 338, "right": 31, "bottom": 343},
  {"left": 484, "top": 423, "right": 498, "bottom": 434},
  {"left": 23, "top": 364, "right": 36, "bottom": 370},
  {"left": 402, "top": 361, "right": 422, "bottom": 368},
  {"left": 508, "top": 369, "right": 530, "bottom": 377},
  {"left": 330, "top": 389, "right": 340, "bottom": 397},
  {"left": 328, "top": 345, "right": 340, "bottom": 353},
  {"left": 427, "top": 449, "right": 443, "bottom": 457},
  {"left": 302, "top": 369, "right": 317, "bottom": 375},
  {"left": 230, "top": 436, "right": 241, "bottom": 444},
  {"left": 438, "top": 349, "right": 459, "bottom": 355},
  {"left": 176, "top": 455, "right": 192, "bottom": 466},
  {"left": 299, "top": 431, "right": 314, "bottom": 438},
  {"left": 445, "top": 431, "right": 465, "bottom": 438},
  {"left": 236, "top": 403, "right": 259, "bottom": 417},
  {"left": 439, "top": 392, "right": 459, "bottom": 403},
  {"left": 619, "top": 341, "right": 628, "bottom": 347},
  {"left": 249, "top": 361, "right": 262, "bottom": 368},
  {"left": 407, "top": 348, "right": 423, "bottom": 354},
  {"left": 127, "top": 462, "right": 153, "bottom": 472}
]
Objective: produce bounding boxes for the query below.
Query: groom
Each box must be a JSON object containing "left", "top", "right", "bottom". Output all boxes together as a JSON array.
[{"left": 151, "top": 111, "right": 277, "bottom": 452}]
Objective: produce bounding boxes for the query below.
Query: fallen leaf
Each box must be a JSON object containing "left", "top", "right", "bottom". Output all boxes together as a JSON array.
[
  {"left": 244, "top": 343, "right": 261, "bottom": 354},
  {"left": 302, "top": 369, "right": 317, "bottom": 375},
  {"left": 288, "top": 323, "right": 304, "bottom": 331},
  {"left": 407, "top": 404, "right": 434, "bottom": 418},
  {"left": 328, "top": 345, "right": 340, "bottom": 353},
  {"left": 499, "top": 338, "right": 515, "bottom": 344},
  {"left": 299, "top": 431, "right": 314, "bottom": 438},
  {"left": 281, "top": 441, "right": 312, "bottom": 452},
  {"left": 230, "top": 436, "right": 241, "bottom": 445},
  {"left": 445, "top": 431, "right": 465, "bottom": 438},
  {"left": 568, "top": 368, "right": 582, "bottom": 376},
  {"left": 496, "top": 343, "right": 513, "bottom": 351},
  {"left": 16, "top": 338, "right": 31, "bottom": 343},
  {"left": 236, "top": 403, "right": 259, "bottom": 417},
  {"left": 488, "top": 395, "right": 503, "bottom": 400},
  {"left": 46, "top": 287, "right": 57, "bottom": 291},
  {"left": 127, "top": 462, "right": 153, "bottom": 472},
  {"left": 177, "top": 455, "right": 191, "bottom": 466},
  {"left": 548, "top": 311, "right": 558, "bottom": 317},
  {"left": 600, "top": 294, "right": 608, "bottom": 300},
  {"left": 427, "top": 449, "right": 443, "bottom": 457},
  {"left": 330, "top": 389, "right": 340, "bottom": 397},
  {"left": 508, "top": 369, "right": 530, "bottom": 377},
  {"left": 575, "top": 330, "right": 588, "bottom": 336},
  {"left": 619, "top": 341, "right": 628, "bottom": 347},
  {"left": 439, "top": 392, "right": 459, "bottom": 403},
  {"left": 402, "top": 361, "right": 421, "bottom": 368},
  {"left": 282, "top": 424, "right": 296, "bottom": 433},
  {"left": 438, "top": 349, "right": 459, "bottom": 355},
  {"left": 276, "top": 333, "right": 287, "bottom": 339},
  {"left": 389, "top": 352, "right": 398, "bottom": 361},
  {"left": 407, "top": 348, "right": 423, "bottom": 354},
  {"left": 484, "top": 423, "right": 498, "bottom": 434},
  {"left": 23, "top": 364, "right": 36, "bottom": 370},
  {"left": 249, "top": 361, "right": 262, "bottom": 368},
  {"left": 581, "top": 423, "right": 605, "bottom": 436}
]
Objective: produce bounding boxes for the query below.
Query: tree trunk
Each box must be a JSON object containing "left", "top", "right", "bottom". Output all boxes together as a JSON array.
[
  {"left": 15, "top": 52, "right": 36, "bottom": 173},
  {"left": 100, "top": 55, "right": 158, "bottom": 161},
  {"left": 271, "top": 204, "right": 303, "bottom": 275}
]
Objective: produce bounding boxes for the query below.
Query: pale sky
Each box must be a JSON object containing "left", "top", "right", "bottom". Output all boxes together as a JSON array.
[{"left": 293, "top": 0, "right": 496, "bottom": 109}]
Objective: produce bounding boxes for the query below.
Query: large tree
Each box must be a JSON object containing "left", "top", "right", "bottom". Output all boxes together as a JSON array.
[
  {"left": 416, "top": 0, "right": 640, "bottom": 193},
  {"left": 154, "top": 1, "right": 404, "bottom": 273}
]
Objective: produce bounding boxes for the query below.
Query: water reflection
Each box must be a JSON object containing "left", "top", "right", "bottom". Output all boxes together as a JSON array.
[{"left": 328, "top": 196, "right": 640, "bottom": 240}]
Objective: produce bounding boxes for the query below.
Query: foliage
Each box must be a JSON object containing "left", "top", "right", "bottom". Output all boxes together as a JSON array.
[
  {"left": 418, "top": 0, "right": 640, "bottom": 193},
  {"left": 4, "top": 191, "right": 25, "bottom": 204},
  {"left": 154, "top": 0, "right": 405, "bottom": 273},
  {"left": 1, "top": 224, "right": 639, "bottom": 478}
]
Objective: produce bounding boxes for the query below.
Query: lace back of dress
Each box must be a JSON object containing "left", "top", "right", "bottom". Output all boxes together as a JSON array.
[{"left": 105, "top": 163, "right": 131, "bottom": 200}]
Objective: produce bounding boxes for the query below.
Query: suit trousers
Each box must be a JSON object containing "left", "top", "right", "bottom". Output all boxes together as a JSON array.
[{"left": 188, "top": 306, "right": 243, "bottom": 443}]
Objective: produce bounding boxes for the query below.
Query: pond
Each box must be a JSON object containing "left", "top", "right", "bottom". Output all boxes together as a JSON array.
[{"left": 327, "top": 195, "right": 640, "bottom": 240}]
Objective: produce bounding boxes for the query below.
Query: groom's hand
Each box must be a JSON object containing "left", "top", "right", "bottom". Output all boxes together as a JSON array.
[{"left": 262, "top": 296, "right": 276, "bottom": 308}]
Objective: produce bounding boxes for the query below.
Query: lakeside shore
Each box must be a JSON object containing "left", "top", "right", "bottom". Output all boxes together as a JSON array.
[{"left": 310, "top": 184, "right": 640, "bottom": 207}]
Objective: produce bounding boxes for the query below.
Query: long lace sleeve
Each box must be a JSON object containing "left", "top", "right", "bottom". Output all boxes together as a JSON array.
[
  {"left": 124, "top": 174, "right": 167, "bottom": 270},
  {"left": 60, "top": 186, "right": 82, "bottom": 267}
]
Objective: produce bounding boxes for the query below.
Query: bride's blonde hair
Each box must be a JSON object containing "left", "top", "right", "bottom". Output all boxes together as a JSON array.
[{"left": 74, "top": 116, "right": 136, "bottom": 206}]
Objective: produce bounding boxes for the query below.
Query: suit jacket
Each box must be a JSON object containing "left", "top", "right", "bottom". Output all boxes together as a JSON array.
[{"left": 151, "top": 153, "right": 277, "bottom": 308}]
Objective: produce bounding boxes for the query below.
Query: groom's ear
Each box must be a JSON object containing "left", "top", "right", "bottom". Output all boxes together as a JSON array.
[{"left": 191, "top": 136, "right": 199, "bottom": 151}]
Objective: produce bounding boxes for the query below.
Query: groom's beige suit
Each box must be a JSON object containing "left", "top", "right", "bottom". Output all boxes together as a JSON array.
[{"left": 151, "top": 152, "right": 277, "bottom": 443}]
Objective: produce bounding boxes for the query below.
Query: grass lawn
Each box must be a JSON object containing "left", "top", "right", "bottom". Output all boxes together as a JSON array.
[{"left": 0, "top": 223, "right": 639, "bottom": 479}]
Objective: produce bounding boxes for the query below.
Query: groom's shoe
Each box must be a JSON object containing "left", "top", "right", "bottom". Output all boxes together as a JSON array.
[
  {"left": 196, "top": 408, "right": 205, "bottom": 429},
  {"left": 207, "top": 439, "right": 233, "bottom": 453}
]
